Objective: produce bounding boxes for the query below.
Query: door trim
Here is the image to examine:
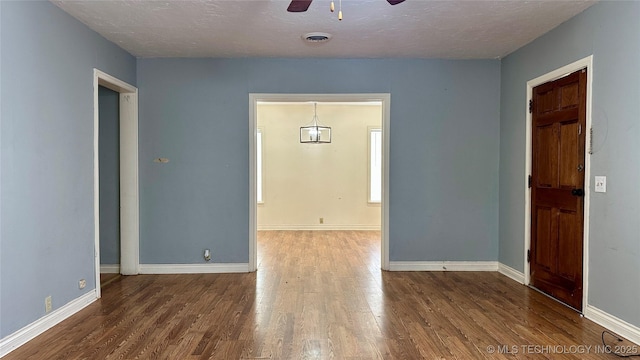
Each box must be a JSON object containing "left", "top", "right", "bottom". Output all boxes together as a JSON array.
[
  {"left": 249, "top": 93, "right": 391, "bottom": 272},
  {"left": 93, "top": 69, "right": 139, "bottom": 299},
  {"left": 524, "top": 55, "right": 593, "bottom": 310}
]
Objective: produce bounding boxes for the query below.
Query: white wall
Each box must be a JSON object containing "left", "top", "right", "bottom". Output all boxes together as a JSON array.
[{"left": 257, "top": 103, "right": 381, "bottom": 230}]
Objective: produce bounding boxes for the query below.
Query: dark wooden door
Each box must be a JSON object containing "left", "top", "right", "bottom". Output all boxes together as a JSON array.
[{"left": 530, "top": 69, "right": 587, "bottom": 311}]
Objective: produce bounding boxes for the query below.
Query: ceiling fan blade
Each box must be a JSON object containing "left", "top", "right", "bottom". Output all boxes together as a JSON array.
[
  {"left": 287, "top": 0, "right": 313, "bottom": 12},
  {"left": 386, "top": 0, "right": 406, "bottom": 4}
]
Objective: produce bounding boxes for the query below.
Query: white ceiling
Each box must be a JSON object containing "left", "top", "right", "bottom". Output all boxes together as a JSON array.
[{"left": 51, "top": 0, "right": 597, "bottom": 59}]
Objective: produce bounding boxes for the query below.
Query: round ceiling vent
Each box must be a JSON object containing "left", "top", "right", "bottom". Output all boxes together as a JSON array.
[{"left": 303, "top": 32, "right": 332, "bottom": 43}]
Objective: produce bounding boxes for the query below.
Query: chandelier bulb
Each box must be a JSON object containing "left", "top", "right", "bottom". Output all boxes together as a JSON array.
[
  {"left": 330, "top": 1, "right": 334, "bottom": 12},
  {"left": 338, "top": 10, "right": 343, "bottom": 20}
]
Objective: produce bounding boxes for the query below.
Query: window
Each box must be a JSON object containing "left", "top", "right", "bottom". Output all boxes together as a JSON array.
[
  {"left": 257, "top": 128, "right": 263, "bottom": 203},
  {"left": 369, "top": 128, "right": 382, "bottom": 203}
]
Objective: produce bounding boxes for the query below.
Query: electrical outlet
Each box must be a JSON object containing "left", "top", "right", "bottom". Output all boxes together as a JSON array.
[
  {"left": 204, "top": 249, "right": 211, "bottom": 262},
  {"left": 45, "top": 296, "right": 52, "bottom": 313},
  {"left": 319, "top": 217, "right": 324, "bottom": 224},
  {"left": 78, "top": 279, "right": 86, "bottom": 289}
]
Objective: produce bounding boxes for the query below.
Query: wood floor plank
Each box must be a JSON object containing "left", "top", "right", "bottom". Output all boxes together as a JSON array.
[{"left": 4, "top": 230, "right": 637, "bottom": 359}]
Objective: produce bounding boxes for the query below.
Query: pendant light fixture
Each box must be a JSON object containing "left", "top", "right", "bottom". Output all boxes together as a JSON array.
[{"left": 300, "top": 102, "right": 331, "bottom": 143}]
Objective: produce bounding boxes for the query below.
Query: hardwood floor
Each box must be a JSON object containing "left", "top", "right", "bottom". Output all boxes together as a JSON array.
[
  {"left": 100, "top": 273, "right": 121, "bottom": 288},
  {"left": 4, "top": 231, "right": 636, "bottom": 359}
]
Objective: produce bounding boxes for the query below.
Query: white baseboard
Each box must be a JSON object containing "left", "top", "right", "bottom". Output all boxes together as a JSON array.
[
  {"left": 100, "top": 264, "right": 120, "bottom": 274},
  {"left": 138, "top": 263, "right": 250, "bottom": 274},
  {"left": 389, "top": 261, "right": 499, "bottom": 272},
  {"left": 257, "top": 224, "right": 381, "bottom": 231},
  {"left": 498, "top": 262, "right": 525, "bottom": 284},
  {"left": 0, "top": 291, "right": 97, "bottom": 357},
  {"left": 584, "top": 304, "right": 640, "bottom": 345}
]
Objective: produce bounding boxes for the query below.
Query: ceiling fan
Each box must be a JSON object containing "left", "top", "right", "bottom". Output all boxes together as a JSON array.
[{"left": 287, "top": 0, "right": 406, "bottom": 13}]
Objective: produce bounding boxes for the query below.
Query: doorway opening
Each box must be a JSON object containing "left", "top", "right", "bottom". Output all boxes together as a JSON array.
[
  {"left": 524, "top": 56, "right": 593, "bottom": 311},
  {"left": 93, "top": 69, "right": 139, "bottom": 299},
  {"left": 249, "top": 94, "right": 391, "bottom": 272},
  {"left": 98, "top": 85, "right": 122, "bottom": 288}
]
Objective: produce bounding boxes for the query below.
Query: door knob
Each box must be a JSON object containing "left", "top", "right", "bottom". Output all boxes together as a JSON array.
[{"left": 571, "top": 189, "right": 584, "bottom": 196}]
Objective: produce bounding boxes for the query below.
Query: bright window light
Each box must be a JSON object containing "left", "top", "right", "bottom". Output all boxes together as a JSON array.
[
  {"left": 257, "top": 129, "right": 263, "bottom": 203},
  {"left": 369, "top": 129, "right": 382, "bottom": 203}
]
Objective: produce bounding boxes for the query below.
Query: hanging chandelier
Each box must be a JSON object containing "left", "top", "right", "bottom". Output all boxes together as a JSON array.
[{"left": 300, "top": 102, "right": 332, "bottom": 144}]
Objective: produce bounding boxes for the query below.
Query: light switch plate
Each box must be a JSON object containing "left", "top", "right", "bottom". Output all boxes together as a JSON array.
[{"left": 594, "top": 176, "right": 606, "bottom": 193}]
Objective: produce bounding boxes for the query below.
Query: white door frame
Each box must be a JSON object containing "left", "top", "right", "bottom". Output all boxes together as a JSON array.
[
  {"left": 249, "top": 93, "right": 391, "bottom": 271},
  {"left": 523, "top": 55, "right": 593, "bottom": 309},
  {"left": 93, "top": 69, "right": 140, "bottom": 299}
]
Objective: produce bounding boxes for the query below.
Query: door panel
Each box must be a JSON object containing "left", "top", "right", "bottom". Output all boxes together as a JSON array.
[
  {"left": 537, "top": 125, "right": 558, "bottom": 188},
  {"left": 559, "top": 123, "right": 579, "bottom": 187},
  {"left": 558, "top": 210, "right": 581, "bottom": 278},
  {"left": 560, "top": 83, "right": 578, "bottom": 108},
  {"left": 530, "top": 69, "right": 587, "bottom": 311},
  {"left": 538, "top": 88, "right": 555, "bottom": 113},
  {"left": 535, "top": 207, "right": 553, "bottom": 270}
]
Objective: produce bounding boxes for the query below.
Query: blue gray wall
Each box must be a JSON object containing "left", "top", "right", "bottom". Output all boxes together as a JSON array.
[
  {"left": 5, "top": 0, "right": 638, "bottom": 347},
  {"left": 137, "top": 58, "right": 501, "bottom": 264},
  {"left": 5, "top": 0, "right": 638, "bottom": 348},
  {"left": 0, "top": 1, "right": 136, "bottom": 337},
  {"left": 499, "top": 1, "right": 640, "bottom": 327},
  {"left": 99, "top": 86, "right": 121, "bottom": 265}
]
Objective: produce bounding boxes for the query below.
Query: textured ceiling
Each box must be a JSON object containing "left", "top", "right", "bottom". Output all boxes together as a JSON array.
[{"left": 51, "top": 0, "right": 597, "bottom": 59}]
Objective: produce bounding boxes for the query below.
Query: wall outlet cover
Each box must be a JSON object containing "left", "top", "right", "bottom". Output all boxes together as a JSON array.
[
  {"left": 595, "top": 176, "right": 606, "bottom": 193},
  {"left": 45, "top": 296, "right": 52, "bottom": 313}
]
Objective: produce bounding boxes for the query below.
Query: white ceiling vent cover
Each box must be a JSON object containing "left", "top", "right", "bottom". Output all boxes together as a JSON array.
[{"left": 303, "top": 32, "right": 332, "bottom": 43}]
